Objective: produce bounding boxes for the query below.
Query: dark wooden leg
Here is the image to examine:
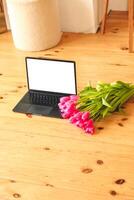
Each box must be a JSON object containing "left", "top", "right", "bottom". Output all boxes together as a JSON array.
[
  {"left": 0, "top": 0, "right": 4, "bottom": 12},
  {"left": 101, "top": 0, "right": 109, "bottom": 34},
  {"left": 0, "top": 0, "right": 2, "bottom": 12},
  {"left": 128, "top": 0, "right": 134, "bottom": 53}
]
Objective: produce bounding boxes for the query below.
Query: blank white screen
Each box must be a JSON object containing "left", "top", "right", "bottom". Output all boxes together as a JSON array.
[{"left": 26, "top": 58, "right": 76, "bottom": 94}]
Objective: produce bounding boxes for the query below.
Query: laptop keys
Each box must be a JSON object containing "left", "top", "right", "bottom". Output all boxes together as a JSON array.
[{"left": 30, "top": 92, "right": 60, "bottom": 106}]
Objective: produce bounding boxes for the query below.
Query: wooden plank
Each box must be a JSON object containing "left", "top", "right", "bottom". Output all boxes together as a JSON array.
[
  {"left": 0, "top": 129, "right": 134, "bottom": 199},
  {"left": 0, "top": 11, "right": 134, "bottom": 200}
]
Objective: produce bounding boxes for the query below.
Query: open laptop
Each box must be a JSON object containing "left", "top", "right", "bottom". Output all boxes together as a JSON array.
[{"left": 13, "top": 57, "right": 77, "bottom": 118}]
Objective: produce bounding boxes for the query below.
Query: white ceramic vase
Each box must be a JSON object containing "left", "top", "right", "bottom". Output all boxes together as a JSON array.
[{"left": 7, "top": 0, "right": 62, "bottom": 51}]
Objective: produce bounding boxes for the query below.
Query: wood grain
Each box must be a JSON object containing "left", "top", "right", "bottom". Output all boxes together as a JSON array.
[{"left": 0, "top": 11, "right": 134, "bottom": 200}]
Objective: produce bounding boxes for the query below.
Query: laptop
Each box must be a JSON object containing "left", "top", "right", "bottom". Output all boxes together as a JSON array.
[{"left": 13, "top": 57, "right": 77, "bottom": 118}]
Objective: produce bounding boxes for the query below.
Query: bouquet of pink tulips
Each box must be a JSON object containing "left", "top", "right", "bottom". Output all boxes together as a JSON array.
[
  {"left": 58, "top": 81, "right": 134, "bottom": 135},
  {"left": 58, "top": 95, "right": 94, "bottom": 135}
]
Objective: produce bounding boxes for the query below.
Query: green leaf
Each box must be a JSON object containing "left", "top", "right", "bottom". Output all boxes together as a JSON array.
[
  {"left": 102, "top": 98, "right": 112, "bottom": 108},
  {"left": 102, "top": 108, "right": 109, "bottom": 118},
  {"left": 77, "top": 81, "right": 134, "bottom": 121}
]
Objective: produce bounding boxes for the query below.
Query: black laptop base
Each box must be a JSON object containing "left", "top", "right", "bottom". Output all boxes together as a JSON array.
[{"left": 13, "top": 92, "right": 64, "bottom": 118}]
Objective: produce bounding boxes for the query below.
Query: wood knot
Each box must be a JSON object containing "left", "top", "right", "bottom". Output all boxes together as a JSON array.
[
  {"left": 97, "top": 127, "right": 104, "bottom": 130},
  {"left": 44, "top": 54, "right": 53, "bottom": 56},
  {"left": 13, "top": 193, "right": 21, "bottom": 198},
  {"left": 114, "top": 28, "right": 119, "bottom": 31},
  {"left": 121, "top": 118, "right": 128, "bottom": 121},
  {"left": 45, "top": 183, "right": 54, "bottom": 187},
  {"left": 44, "top": 147, "right": 50, "bottom": 151},
  {"left": 10, "top": 179, "right": 16, "bottom": 183},
  {"left": 97, "top": 160, "right": 104, "bottom": 165},
  {"left": 115, "top": 179, "right": 125, "bottom": 185},
  {"left": 111, "top": 31, "right": 117, "bottom": 33},
  {"left": 81, "top": 168, "right": 93, "bottom": 174},
  {"left": 121, "top": 47, "right": 128, "bottom": 51},
  {"left": 110, "top": 190, "right": 117, "bottom": 196},
  {"left": 118, "top": 123, "right": 124, "bottom": 127}
]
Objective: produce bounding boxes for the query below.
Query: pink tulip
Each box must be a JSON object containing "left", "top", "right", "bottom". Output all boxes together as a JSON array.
[
  {"left": 85, "top": 127, "right": 94, "bottom": 134},
  {"left": 77, "top": 121, "right": 85, "bottom": 128},
  {"left": 59, "top": 95, "right": 95, "bottom": 135},
  {"left": 60, "top": 96, "right": 70, "bottom": 104},
  {"left": 70, "top": 95, "right": 79, "bottom": 101},
  {"left": 61, "top": 112, "right": 71, "bottom": 119},
  {"left": 82, "top": 112, "right": 90, "bottom": 121},
  {"left": 69, "top": 116, "right": 77, "bottom": 124},
  {"left": 85, "top": 119, "right": 94, "bottom": 127},
  {"left": 73, "top": 112, "right": 82, "bottom": 119}
]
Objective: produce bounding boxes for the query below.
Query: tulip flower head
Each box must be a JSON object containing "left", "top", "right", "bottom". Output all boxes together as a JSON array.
[{"left": 58, "top": 95, "right": 94, "bottom": 135}]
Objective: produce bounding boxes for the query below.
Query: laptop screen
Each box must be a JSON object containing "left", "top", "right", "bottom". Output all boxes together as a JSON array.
[{"left": 26, "top": 58, "right": 77, "bottom": 94}]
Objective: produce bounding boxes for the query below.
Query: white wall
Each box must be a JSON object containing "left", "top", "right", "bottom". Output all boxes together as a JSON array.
[
  {"left": 109, "top": 0, "right": 127, "bottom": 11},
  {"left": 59, "top": 0, "right": 98, "bottom": 33}
]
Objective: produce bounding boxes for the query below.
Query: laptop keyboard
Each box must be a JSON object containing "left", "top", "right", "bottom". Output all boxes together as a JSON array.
[{"left": 30, "top": 92, "right": 60, "bottom": 107}]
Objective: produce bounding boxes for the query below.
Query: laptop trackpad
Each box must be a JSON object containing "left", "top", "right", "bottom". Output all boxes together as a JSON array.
[{"left": 27, "top": 105, "right": 53, "bottom": 115}]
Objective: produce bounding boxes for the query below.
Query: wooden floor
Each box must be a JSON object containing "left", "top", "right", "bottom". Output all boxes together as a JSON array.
[{"left": 0, "top": 11, "right": 134, "bottom": 200}]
